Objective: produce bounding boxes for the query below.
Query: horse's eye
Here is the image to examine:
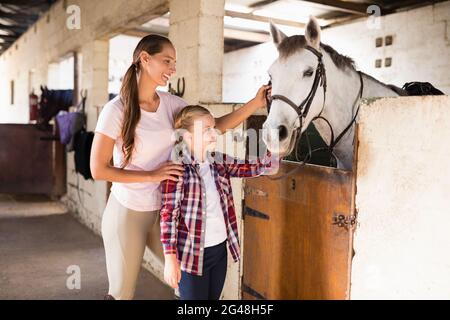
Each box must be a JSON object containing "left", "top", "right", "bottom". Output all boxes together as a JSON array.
[{"left": 303, "top": 69, "right": 314, "bottom": 77}]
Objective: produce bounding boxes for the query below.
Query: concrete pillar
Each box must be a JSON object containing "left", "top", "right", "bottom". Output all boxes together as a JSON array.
[
  {"left": 169, "top": 0, "right": 225, "bottom": 104},
  {"left": 81, "top": 40, "right": 109, "bottom": 131},
  {"left": 65, "top": 39, "right": 109, "bottom": 234}
]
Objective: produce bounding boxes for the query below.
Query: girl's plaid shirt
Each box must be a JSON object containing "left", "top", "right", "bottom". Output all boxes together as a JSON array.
[{"left": 159, "top": 150, "right": 279, "bottom": 276}]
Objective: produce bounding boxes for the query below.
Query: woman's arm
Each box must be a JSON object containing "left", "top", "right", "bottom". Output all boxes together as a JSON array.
[
  {"left": 215, "top": 84, "right": 271, "bottom": 134},
  {"left": 90, "top": 133, "right": 183, "bottom": 183}
]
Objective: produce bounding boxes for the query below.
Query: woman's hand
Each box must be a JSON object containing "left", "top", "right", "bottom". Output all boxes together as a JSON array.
[
  {"left": 252, "top": 84, "right": 272, "bottom": 109},
  {"left": 214, "top": 83, "right": 272, "bottom": 133},
  {"left": 148, "top": 161, "right": 184, "bottom": 182},
  {"left": 164, "top": 254, "right": 181, "bottom": 289}
]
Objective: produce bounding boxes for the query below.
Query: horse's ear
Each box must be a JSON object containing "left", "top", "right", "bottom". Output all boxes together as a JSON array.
[
  {"left": 270, "top": 21, "right": 287, "bottom": 48},
  {"left": 305, "top": 16, "right": 321, "bottom": 49}
]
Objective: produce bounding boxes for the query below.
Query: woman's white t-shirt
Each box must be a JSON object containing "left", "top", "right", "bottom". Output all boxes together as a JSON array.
[{"left": 94, "top": 91, "right": 187, "bottom": 211}]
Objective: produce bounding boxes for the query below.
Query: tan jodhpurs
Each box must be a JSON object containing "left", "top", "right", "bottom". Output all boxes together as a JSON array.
[{"left": 101, "top": 193, "right": 164, "bottom": 300}]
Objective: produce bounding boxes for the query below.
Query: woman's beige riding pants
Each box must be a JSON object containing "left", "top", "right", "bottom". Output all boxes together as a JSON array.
[{"left": 101, "top": 193, "right": 164, "bottom": 300}]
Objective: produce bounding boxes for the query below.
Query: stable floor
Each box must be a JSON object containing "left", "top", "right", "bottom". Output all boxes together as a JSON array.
[{"left": 0, "top": 194, "right": 173, "bottom": 300}]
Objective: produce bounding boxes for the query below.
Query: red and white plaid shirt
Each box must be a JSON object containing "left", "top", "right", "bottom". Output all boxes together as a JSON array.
[{"left": 160, "top": 149, "right": 279, "bottom": 276}]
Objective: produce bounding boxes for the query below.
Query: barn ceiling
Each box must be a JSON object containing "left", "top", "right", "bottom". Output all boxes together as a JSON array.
[
  {"left": 0, "top": 0, "right": 447, "bottom": 55},
  {"left": 0, "top": 0, "right": 57, "bottom": 55}
]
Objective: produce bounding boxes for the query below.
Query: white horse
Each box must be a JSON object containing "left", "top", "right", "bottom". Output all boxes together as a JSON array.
[{"left": 262, "top": 17, "right": 405, "bottom": 170}]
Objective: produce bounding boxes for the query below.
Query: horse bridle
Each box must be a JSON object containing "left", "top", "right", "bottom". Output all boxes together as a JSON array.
[
  {"left": 265, "top": 45, "right": 364, "bottom": 178},
  {"left": 267, "top": 45, "right": 327, "bottom": 133}
]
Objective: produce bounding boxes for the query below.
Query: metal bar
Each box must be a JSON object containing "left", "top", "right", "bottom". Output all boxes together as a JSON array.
[
  {"left": 242, "top": 283, "right": 267, "bottom": 300},
  {"left": 244, "top": 206, "right": 270, "bottom": 220}
]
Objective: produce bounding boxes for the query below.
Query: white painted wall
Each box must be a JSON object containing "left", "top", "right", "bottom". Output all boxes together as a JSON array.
[
  {"left": 47, "top": 56, "right": 74, "bottom": 90},
  {"left": 320, "top": 1, "right": 450, "bottom": 94},
  {"left": 352, "top": 96, "right": 450, "bottom": 299},
  {"left": 223, "top": 1, "right": 450, "bottom": 103},
  {"left": 223, "top": 42, "right": 276, "bottom": 103},
  {"left": 108, "top": 35, "right": 141, "bottom": 95}
]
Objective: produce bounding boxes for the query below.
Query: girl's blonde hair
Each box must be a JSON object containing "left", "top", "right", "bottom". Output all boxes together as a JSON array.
[{"left": 174, "top": 105, "right": 212, "bottom": 130}]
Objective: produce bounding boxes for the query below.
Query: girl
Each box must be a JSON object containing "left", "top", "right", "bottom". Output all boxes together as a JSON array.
[
  {"left": 90, "top": 34, "right": 270, "bottom": 300},
  {"left": 160, "top": 105, "right": 279, "bottom": 300}
]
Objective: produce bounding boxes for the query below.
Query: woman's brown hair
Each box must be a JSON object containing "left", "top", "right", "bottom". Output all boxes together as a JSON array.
[{"left": 119, "top": 34, "right": 173, "bottom": 167}]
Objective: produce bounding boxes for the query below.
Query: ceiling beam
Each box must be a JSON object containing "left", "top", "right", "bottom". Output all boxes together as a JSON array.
[
  {"left": 0, "top": 34, "right": 18, "bottom": 41},
  {"left": 225, "top": 10, "right": 305, "bottom": 28},
  {"left": 249, "top": 0, "right": 280, "bottom": 9},
  {"left": 0, "top": 0, "right": 54, "bottom": 5},
  {"left": 0, "top": 23, "right": 27, "bottom": 33},
  {"left": 122, "top": 28, "right": 168, "bottom": 38},
  {"left": 0, "top": 13, "right": 38, "bottom": 24},
  {"left": 224, "top": 28, "right": 270, "bottom": 42},
  {"left": 124, "top": 25, "right": 270, "bottom": 44},
  {"left": 0, "top": 39, "right": 15, "bottom": 44},
  {"left": 298, "top": 0, "right": 372, "bottom": 16}
]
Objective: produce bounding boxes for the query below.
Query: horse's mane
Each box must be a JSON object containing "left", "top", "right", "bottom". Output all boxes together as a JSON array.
[
  {"left": 278, "top": 35, "right": 408, "bottom": 97},
  {"left": 278, "top": 35, "right": 356, "bottom": 71}
]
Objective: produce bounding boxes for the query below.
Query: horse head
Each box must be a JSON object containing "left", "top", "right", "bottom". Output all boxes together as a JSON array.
[{"left": 263, "top": 16, "right": 326, "bottom": 157}]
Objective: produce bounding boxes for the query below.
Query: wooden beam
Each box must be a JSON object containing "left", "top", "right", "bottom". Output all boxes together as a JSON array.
[
  {"left": 0, "top": 23, "right": 27, "bottom": 33},
  {"left": 122, "top": 28, "right": 168, "bottom": 38},
  {"left": 249, "top": 0, "right": 280, "bottom": 9},
  {"left": 225, "top": 10, "right": 305, "bottom": 28},
  {"left": 0, "top": 34, "right": 18, "bottom": 41},
  {"left": 0, "top": 13, "right": 38, "bottom": 24},
  {"left": 299, "top": 0, "right": 371, "bottom": 16},
  {"left": 0, "top": 0, "right": 54, "bottom": 5},
  {"left": 322, "top": 15, "right": 366, "bottom": 28},
  {"left": 123, "top": 26, "right": 270, "bottom": 44},
  {"left": 224, "top": 28, "right": 270, "bottom": 42}
]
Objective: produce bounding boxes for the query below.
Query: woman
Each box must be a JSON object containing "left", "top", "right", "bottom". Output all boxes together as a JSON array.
[{"left": 90, "top": 34, "right": 270, "bottom": 300}]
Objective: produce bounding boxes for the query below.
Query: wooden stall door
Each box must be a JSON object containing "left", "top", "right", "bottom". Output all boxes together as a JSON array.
[
  {"left": 242, "top": 162, "right": 356, "bottom": 300},
  {"left": 0, "top": 124, "right": 66, "bottom": 197}
]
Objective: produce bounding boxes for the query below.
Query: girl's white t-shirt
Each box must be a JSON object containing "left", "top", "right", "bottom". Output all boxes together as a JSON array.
[
  {"left": 198, "top": 160, "right": 228, "bottom": 248},
  {"left": 94, "top": 91, "right": 187, "bottom": 212}
]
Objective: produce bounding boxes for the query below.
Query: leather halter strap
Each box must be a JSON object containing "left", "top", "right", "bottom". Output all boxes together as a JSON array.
[
  {"left": 264, "top": 46, "right": 365, "bottom": 177},
  {"left": 268, "top": 45, "right": 327, "bottom": 124}
]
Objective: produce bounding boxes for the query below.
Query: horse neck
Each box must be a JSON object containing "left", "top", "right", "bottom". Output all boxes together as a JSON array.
[
  {"left": 315, "top": 55, "right": 398, "bottom": 145},
  {"left": 359, "top": 72, "right": 400, "bottom": 99}
]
